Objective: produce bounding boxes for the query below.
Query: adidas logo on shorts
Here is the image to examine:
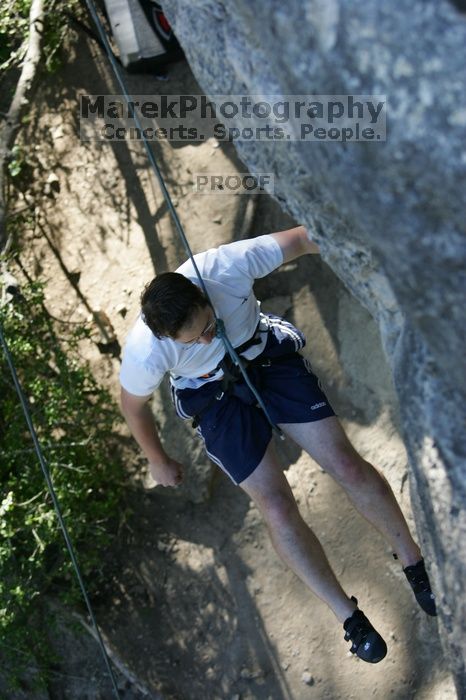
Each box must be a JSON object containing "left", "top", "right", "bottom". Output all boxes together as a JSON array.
[{"left": 311, "top": 401, "right": 326, "bottom": 410}]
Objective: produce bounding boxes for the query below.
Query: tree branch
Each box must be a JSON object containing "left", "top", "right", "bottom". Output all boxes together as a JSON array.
[{"left": 0, "top": 0, "right": 45, "bottom": 251}]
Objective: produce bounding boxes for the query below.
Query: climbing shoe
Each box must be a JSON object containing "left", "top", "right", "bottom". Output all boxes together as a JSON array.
[
  {"left": 403, "top": 558, "right": 437, "bottom": 617},
  {"left": 343, "top": 597, "right": 387, "bottom": 663}
]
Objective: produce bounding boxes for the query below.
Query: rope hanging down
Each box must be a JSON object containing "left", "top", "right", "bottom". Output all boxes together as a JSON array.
[
  {"left": 0, "top": 324, "right": 122, "bottom": 700},
  {"left": 84, "top": 0, "right": 285, "bottom": 440}
]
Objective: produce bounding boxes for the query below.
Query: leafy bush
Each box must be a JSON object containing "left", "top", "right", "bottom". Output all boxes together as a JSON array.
[
  {"left": 0, "top": 278, "right": 125, "bottom": 685},
  {"left": 0, "top": 0, "right": 81, "bottom": 74}
]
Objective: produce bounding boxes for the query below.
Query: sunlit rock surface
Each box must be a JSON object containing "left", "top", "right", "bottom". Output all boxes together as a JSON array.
[{"left": 162, "top": 0, "right": 466, "bottom": 691}]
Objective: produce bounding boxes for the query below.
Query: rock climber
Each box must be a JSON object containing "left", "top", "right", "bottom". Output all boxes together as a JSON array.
[{"left": 119, "top": 225, "right": 437, "bottom": 663}]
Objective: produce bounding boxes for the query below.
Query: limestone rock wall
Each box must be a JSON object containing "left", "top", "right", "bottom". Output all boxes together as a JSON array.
[{"left": 161, "top": 0, "right": 466, "bottom": 692}]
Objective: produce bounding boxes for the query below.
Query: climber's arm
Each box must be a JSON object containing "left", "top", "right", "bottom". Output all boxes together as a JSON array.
[
  {"left": 120, "top": 387, "right": 184, "bottom": 486},
  {"left": 271, "top": 225, "right": 320, "bottom": 263}
]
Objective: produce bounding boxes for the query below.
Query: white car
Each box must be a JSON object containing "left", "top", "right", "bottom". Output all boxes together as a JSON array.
[{"left": 103, "top": 0, "right": 182, "bottom": 71}]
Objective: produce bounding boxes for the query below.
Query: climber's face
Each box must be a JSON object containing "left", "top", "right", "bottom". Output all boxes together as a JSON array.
[{"left": 175, "top": 306, "right": 217, "bottom": 346}]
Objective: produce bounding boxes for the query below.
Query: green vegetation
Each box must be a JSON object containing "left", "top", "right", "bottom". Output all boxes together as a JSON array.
[
  {"left": 0, "top": 0, "right": 80, "bottom": 75},
  {"left": 0, "top": 1, "right": 128, "bottom": 689},
  {"left": 0, "top": 0, "right": 32, "bottom": 72},
  {"left": 0, "top": 279, "right": 125, "bottom": 687}
]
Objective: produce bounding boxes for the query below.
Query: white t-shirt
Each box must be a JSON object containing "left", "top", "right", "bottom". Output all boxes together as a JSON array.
[{"left": 119, "top": 234, "right": 283, "bottom": 396}]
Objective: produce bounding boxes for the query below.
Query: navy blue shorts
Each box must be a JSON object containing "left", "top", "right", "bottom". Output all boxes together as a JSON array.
[{"left": 171, "top": 315, "right": 335, "bottom": 484}]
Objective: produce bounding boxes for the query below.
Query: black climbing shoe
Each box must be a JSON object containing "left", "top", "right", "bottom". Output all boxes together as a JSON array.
[
  {"left": 343, "top": 597, "right": 387, "bottom": 663},
  {"left": 403, "top": 558, "right": 437, "bottom": 617}
]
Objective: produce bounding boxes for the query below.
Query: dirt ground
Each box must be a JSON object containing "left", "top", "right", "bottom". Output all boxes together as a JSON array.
[{"left": 8, "top": 29, "right": 455, "bottom": 700}]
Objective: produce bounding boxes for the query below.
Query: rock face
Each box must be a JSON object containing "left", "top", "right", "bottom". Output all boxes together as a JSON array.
[{"left": 161, "top": 0, "right": 466, "bottom": 692}]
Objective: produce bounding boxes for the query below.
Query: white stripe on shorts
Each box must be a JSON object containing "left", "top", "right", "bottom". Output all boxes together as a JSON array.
[
  {"left": 196, "top": 425, "right": 239, "bottom": 484},
  {"left": 170, "top": 385, "right": 191, "bottom": 419},
  {"left": 268, "top": 318, "right": 302, "bottom": 351}
]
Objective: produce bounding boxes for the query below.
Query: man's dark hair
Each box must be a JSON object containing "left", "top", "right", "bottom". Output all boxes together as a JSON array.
[{"left": 140, "top": 272, "right": 208, "bottom": 338}]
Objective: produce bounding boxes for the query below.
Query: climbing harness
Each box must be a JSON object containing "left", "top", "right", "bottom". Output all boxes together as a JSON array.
[{"left": 190, "top": 325, "right": 299, "bottom": 429}]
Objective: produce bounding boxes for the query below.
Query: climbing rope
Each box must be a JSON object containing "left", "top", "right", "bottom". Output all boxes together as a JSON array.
[{"left": 83, "top": 0, "right": 285, "bottom": 440}]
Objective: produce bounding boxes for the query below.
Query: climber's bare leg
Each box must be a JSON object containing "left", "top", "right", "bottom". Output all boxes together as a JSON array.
[
  {"left": 240, "top": 440, "right": 357, "bottom": 623},
  {"left": 279, "top": 416, "right": 421, "bottom": 568}
]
